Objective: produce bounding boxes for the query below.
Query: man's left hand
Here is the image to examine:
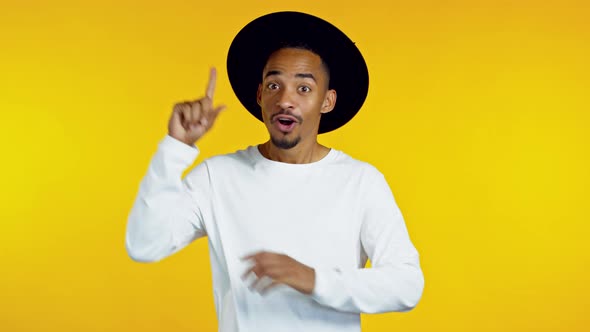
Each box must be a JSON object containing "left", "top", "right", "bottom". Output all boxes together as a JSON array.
[{"left": 241, "top": 252, "right": 315, "bottom": 295}]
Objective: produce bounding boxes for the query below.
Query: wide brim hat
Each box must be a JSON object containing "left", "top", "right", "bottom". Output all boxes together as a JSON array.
[{"left": 227, "top": 11, "right": 369, "bottom": 134}]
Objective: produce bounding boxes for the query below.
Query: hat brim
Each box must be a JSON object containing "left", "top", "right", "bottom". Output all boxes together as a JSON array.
[{"left": 227, "top": 11, "right": 369, "bottom": 134}]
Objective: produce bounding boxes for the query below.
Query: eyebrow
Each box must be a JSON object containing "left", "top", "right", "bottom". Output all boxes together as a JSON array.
[{"left": 264, "top": 70, "right": 317, "bottom": 82}]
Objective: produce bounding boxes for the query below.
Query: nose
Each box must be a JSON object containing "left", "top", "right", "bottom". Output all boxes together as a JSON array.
[{"left": 276, "top": 87, "right": 295, "bottom": 110}]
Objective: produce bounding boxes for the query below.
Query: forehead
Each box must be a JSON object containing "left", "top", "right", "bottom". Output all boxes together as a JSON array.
[{"left": 263, "top": 48, "right": 324, "bottom": 76}]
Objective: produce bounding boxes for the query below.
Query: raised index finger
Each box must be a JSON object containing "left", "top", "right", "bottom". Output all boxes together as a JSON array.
[{"left": 205, "top": 67, "right": 217, "bottom": 99}]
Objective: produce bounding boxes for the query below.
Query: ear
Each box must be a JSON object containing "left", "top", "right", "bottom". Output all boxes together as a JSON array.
[
  {"left": 257, "top": 84, "right": 262, "bottom": 106},
  {"left": 320, "top": 89, "right": 337, "bottom": 114}
]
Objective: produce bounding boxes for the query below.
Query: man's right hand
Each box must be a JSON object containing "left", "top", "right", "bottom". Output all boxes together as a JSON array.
[{"left": 168, "top": 68, "right": 226, "bottom": 146}]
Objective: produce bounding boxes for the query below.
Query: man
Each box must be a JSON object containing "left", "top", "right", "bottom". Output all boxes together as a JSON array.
[{"left": 126, "top": 11, "right": 424, "bottom": 332}]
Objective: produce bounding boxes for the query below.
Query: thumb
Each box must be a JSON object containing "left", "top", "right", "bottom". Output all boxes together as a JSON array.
[
  {"left": 214, "top": 105, "right": 226, "bottom": 114},
  {"left": 209, "top": 105, "right": 227, "bottom": 122}
]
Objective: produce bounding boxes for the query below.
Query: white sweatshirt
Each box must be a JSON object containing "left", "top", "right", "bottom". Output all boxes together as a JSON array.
[{"left": 126, "top": 135, "right": 424, "bottom": 332}]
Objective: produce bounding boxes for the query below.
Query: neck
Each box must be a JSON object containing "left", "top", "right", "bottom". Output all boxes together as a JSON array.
[{"left": 259, "top": 139, "right": 330, "bottom": 164}]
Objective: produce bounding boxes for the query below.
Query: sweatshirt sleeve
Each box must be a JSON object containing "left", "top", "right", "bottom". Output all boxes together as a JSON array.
[
  {"left": 310, "top": 170, "right": 424, "bottom": 313},
  {"left": 125, "top": 135, "right": 211, "bottom": 263}
]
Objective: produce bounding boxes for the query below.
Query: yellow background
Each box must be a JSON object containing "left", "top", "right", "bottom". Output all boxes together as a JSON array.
[{"left": 1, "top": 0, "right": 589, "bottom": 331}]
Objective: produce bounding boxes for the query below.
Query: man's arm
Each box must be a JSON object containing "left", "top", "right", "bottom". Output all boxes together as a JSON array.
[
  {"left": 310, "top": 170, "right": 424, "bottom": 314},
  {"left": 125, "top": 135, "right": 210, "bottom": 262},
  {"left": 125, "top": 68, "right": 225, "bottom": 263},
  {"left": 242, "top": 170, "right": 424, "bottom": 313}
]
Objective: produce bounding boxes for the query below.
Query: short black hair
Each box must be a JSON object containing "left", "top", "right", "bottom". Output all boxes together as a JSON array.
[{"left": 265, "top": 41, "right": 331, "bottom": 89}]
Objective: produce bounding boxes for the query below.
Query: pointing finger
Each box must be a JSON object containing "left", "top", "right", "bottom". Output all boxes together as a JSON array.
[{"left": 206, "top": 67, "right": 217, "bottom": 99}]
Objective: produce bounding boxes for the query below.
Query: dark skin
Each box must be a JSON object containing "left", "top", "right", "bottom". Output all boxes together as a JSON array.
[
  {"left": 257, "top": 48, "right": 336, "bottom": 164},
  {"left": 168, "top": 48, "right": 337, "bottom": 295},
  {"left": 241, "top": 252, "right": 316, "bottom": 295}
]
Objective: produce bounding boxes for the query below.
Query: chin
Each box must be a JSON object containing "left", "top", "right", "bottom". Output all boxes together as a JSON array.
[{"left": 271, "top": 134, "right": 301, "bottom": 150}]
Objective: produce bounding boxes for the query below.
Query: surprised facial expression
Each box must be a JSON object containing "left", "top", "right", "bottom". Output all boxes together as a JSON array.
[{"left": 257, "top": 48, "right": 336, "bottom": 149}]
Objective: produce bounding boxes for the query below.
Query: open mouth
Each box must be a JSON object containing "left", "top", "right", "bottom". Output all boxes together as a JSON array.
[
  {"left": 274, "top": 116, "right": 298, "bottom": 132},
  {"left": 278, "top": 118, "right": 295, "bottom": 126}
]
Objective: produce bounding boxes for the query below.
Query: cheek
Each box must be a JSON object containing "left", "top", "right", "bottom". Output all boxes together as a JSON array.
[
  {"left": 260, "top": 102, "right": 278, "bottom": 125},
  {"left": 306, "top": 97, "right": 325, "bottom": 116},
  {"left": 261, "top": 91, "right": 278, "bottom": 104}
]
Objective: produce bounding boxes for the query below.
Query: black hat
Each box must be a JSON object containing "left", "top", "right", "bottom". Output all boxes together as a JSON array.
[{"left": 227, "top": 11, "right": 369, "bottom": 134}]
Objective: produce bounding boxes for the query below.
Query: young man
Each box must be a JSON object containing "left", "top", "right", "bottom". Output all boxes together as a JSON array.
[{"left": 126, "top": 11, "right": 424, "bottom": 332}]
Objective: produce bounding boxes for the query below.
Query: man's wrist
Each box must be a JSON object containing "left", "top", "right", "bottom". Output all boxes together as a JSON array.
[{"left": 299, "top": 266, "right": 316, "bottom": 295}]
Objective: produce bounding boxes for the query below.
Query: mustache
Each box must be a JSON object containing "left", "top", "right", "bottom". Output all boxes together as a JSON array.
[{"left": 271, "top": 110, "right": 303, "bottom": 123}]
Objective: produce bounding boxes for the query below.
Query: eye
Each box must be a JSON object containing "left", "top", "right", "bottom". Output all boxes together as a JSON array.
[
  {"left": 267, "top": 82, "right": 279, "bottom": 90},
  {"left": 298, "top": 85, "right": 311, "bottom": 93}
]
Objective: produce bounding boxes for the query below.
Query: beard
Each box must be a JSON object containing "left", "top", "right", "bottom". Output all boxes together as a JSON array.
[
  {"left": 267, "top": 109, "right": 304, "bottom": 149},
  {"left": 271, "top": 134, "right": 301, "bottom": 149}
]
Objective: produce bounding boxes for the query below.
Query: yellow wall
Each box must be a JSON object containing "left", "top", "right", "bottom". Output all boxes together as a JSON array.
[{"left": 1, "top": 0, "right": 589, "bottom": 331}]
